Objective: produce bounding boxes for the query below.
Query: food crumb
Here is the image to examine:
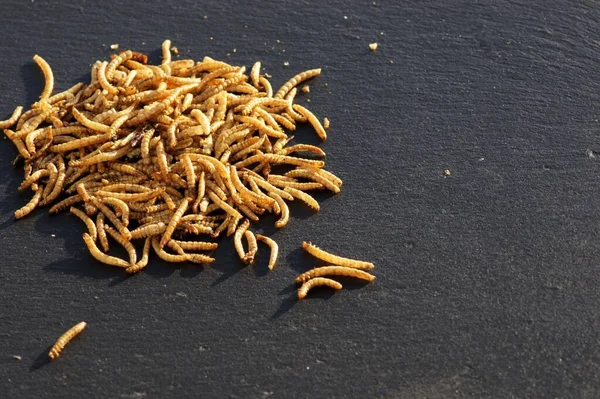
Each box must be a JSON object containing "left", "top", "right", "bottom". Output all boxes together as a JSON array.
[
  {"left": 233, "top": 48, "right": 237, "bottom": 53},
  {"left": 203, "top": 15, "right": 208, "bottom": 19},
  {"left": 110, "top": 44, "right": 119, "bottom": 50},
  {"left": 172, "top": 46, "right": 179, "bottom": 55},
  {"left": 344, "top": 16, "right": 348, "bottom": 20},
  {"left": 369, "top": 43, "right": 378, "bottom": 51},
  {"left": 12, "top": 355, "right": 21, "bottom": 361},
  {"left": 323, "top": 117, "right": 330, "bottom": 130},
  {"left": 51, "top": 234, "right": 56, "bottom": 237},
  {"left": 283, "top": 61, "right": 289, "bottom": 67},
  {"left": 301, "top": 85, "right": 310, "bottom": 93},
  {"left": 443, "top": 169, "right": 451, "bottom": 177}
]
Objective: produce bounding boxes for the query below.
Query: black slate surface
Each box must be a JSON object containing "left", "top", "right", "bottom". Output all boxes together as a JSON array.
[{"left": 2, "top": 0, "right": 600, "bottom": 398}]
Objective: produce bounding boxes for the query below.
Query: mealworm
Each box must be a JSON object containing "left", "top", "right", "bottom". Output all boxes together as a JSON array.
[
  {"left": 160, "top": 198, "right": 189, "bottom": 247},
  {"left": 250, "top": 61, "right": 261, "bottom": 87},
  {"left": 70, "top": 206, "right": 97, "bottom": 241},
  {"left": 267, "top": 178, "right": 325, "bottom": 191},
  {"left": 170, "top": 239, "right": 218, "bottom": 251},
  {"left": 302, "top": 241, "right": 375, "bottom": 270},
  {"left": 91, "top": 198, "right": 131, "bottom": 240},
  {"left": 274, "top": 68, "right": 321, "bottom": 99},
  {"left": 285, "top": 168, "right": 340, "bottom": 193},
  {"left": 270, "top": 192, "right": 289, "bottom": 228},
  {"left": 126, "top": 237, "right": 152, "bottom": 274},
  {"left": 243, "top": 229, "right": 258, "bottom": 264},
  {"left": 254, "top": 234, "right": 279, "bottom": 270},
  {"left": 208, "top": 191, "right": 242, "bottom": 219},
  {"left": 82, "top": 232, "right": 129, "bottom": 268},
  {"left": 104, "top": 225, "right": 137, "bottom": 265},
  {"left": 297, "top": 277, "right": 342, "bottom": 299},
  {"left": 283, "top": 186, "right": 320, "bottom": 211},
  {"left": 0, "top": 106, "right": 23, "bottom": 129},
  {"left": 151, "top": 236, "right": 190, "bottom": 263},
  {"left": 248, "top": 175, "right": 294, "bottom": 201},
  {"left": 33, "top": 55, "right": 55, "bottom": 101},
  {"left": 129, "top": 222, "right": 167, "bottom": 239},
  {"left": 106, "top": 50, "right": 133, "bottom": 81},
  {"left": 233, "top": 219, "right": 250, "bottom": 261},
  {"left": 278, "top": 144, "right": 326, "bottom": 157},
  {"left": 291, "top": 104, "right": 327, "bottom": 141},
  {"left": 48, "top": 321, "right": 86, "bottom": 360},
  {"left": 295, "top": 266, "right": 376, "bottom": 284},
  {"left": 97, "top": 61, "right": 118, "bottom": 95},
  {"left": 14, "top": 186, "right": 43, "bottom": 219},
  {"left": 39, "top": 155, "right": 66, "bottom": 206},
  {"left": 101, "top": 197, "right": 130, "bottom": 225}
]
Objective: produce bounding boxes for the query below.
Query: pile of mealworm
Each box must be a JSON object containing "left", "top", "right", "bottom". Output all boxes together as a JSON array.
[{"left": 0, "top": 40, "right": 342, "bottom": 274}]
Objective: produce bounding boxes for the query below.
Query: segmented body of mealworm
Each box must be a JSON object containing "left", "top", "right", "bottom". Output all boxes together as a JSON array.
[
  {"left": 233, "top": 219, "right": 250, "bottom": 261},
  {"left": 295, "top": 266, "right": 376, "bottom": 284},
  {"left": 129, "top": 222, "right": 166, "bottom": 239},
  {"left": 302, "top": 241, "right": 374, "bottom": 270},
  {"left": 82, "top": 233, "right": 129, "bottom": 268},
  {"left": 33, "top": 55, "right": 54, "bottom": 101},
  {"left": 243, "top": 229, "right": 257, "bottom": 264},
  {"left": 48, "top": 321, "right": 86, "bottom": 360},
  {"left": 255, "top": 234, "right": 278, "bottom": 270},
  {"left": 297, "top": 277, "right": 343, "bottom": 299},
  {"left": 0, "top": 106, "right": 23, "bottom": 129},
  {"left": 70, "top": 207, "right": 97, "bottom": 241},
  {"left": 104, "top": 225, "right": 137, "bottom": 265},
  {"left": 126, "top": 237, "right": 152, "bottom": 274},
  {"left": 274, "top": 68, "right": 321, "bottom": 99},
  {"left": 160, "top": 198, "right": 189, "bottom": 247},
  {"left": 170, "top": 239, "right": 218, "bottom": 251},
  {"left": 270, "top": 192, "right": 289, "bottom": 228},
  {"left": 292, "top": 104, "right": 327, "bottom": 141},
  {"left": 283, "top": 187, "right": 320, "bottom": 211},
  {"left": 14, "top": 186, "right": 43, "bottom": 219}
]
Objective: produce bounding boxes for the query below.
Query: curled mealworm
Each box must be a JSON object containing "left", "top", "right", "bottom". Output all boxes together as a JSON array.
[
  {"left": 233, "top": 219, "right": 250, "bottom": 261},
  {"left": 302, "top": 241, "right": 375, "bottom": 270},
  {"left": 126, "top": 237, "right": 152, "bottom": 274},
  {"left": 243, "top": 229, "right": 257, "bottom": 264},
  {"left": 48, "top": 321, "right": 86, "bottom": 360},
  {"left": 270, "top": 192, "right": 289, "bottom": 228},
  {"left": 255, "top": 234, "right": 278, "bottom": 270},
  {"left": 297, "top": 277, "right": 343, "bottom": 299},
  {"left": 104, "top": 224, "right": 137, "bottom": 265},
  {"left": 295, "top": 266, "right": 376, "bottom": 284},
  {"left": 274, "top": 68, "right": 321, "bottom": 99},
  {"left": 33, "top": 55, "right": 55, "bottom": 101},
  {"left": 291, "top": 104, "right": 327, "bottom": 141},
  {"left": 0, "top": 106, "right": 23, "bottom": 129},
  {"left": 70, "top": 206, "right": 97, "bottom": 241},
  {"left": 82, "top": 232, "right": 129, "bottom": 268},
  {"left": 14, "top": 186, "right": 43, "bottom": 219}
]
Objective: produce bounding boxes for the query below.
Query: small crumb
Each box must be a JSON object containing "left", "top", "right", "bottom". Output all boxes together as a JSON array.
[
  {"left": 443, "top": 169, "right": 451, "bottom": 177},
  {"left": 171, "top": 46, "right": 179, "bottom": 55},
  {"left": 233, "top": 48, "right": 237, "bottom": 53},
  {"left": 344, "top": 16, "right": 348, "bottom": 19},
  {"left": 265, "top": 73, "right": 272, "bottom": 78},
  {"left": 203, "top": 15, "right": 208, "bottom": 19},
  {"left": 283, "top": 61, "right": 289, "bottom": 67},
  {"left": 301, "top": 85, "right": 310, "bottom": 93},
  {"left": 51, "top": 234, "right": 56, "bottom": 237},
  {"left": 110, "top": 44, "right": 119, "bottom": 50},
  {"left": 380, "top": 32, "right": 384, "bottom": 35},
  {"left": 276, "top": 40, "right": 280, "bottom": 43},
  {"left": 306, "top": 99, "right": 311, "bottom": 102},
  {"left": 324, "top": 83, "right": 328, "bottom": 87},
  {"left": 210, "top": 37, "right": 214, "bottom": 40},
  {"left": 369, "top": 43, "right": 378, "bottom": 51},
  {"left": 12, "top": 355, "right": 21, "bottom": 361},
  {"left": 587, "top": 149, "right": 597, "bottom": 159},
  {"left": 389, "top": 60, "right": 394, "bottom": 64},
  {"left": 323, "top": 117, "right": 330, "bottom": 130}
]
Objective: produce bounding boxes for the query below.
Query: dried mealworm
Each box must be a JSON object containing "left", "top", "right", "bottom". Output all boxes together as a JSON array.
[
  {"left": 70, "top": 206, "right": 97, "bottom": 241},
  {"left": 97, "top": 61, "right": 118, "bottom": 95},
  {"left": 283, "top": 186, "right": 320, "bottom": 211},
  {"left": 255, "top": 234, "right": 279, "bottom": 270},
  {"left": 96, "top": 212, "right": 109, "bottom": 252},
  {"left": 101, "top": 197, "right": 130, "bottom": 225},
  {"left": 14, "top": 186, "right": 43, "bottom": 219},
  {"left": 129, "top": 222, "right": 167, "bottom": 239},
  {"left": 33, "top": 55, "right": 55, "bottom": 101},
  {"left": 295, "top": 266, "right": 376, "bottom": 284},
  {"left": 170, "top": 239, "right": 218, "bottom": 251},
  {"left": 151, "top": 236, "right": 190, "bottom": 263},
  {"left": 250, "top": 61, "right": 261, "bottom": 87},
  {"left": 82, "top": 232, "right": 129, "bottom": 267},
  {"left": 126, "top": 237, "right": 152, "bottom": 274},
  {"left": 0, "top": 106, "right": 23, "bottom": 129},
  {"left": 233, "top": 219, "right": 250, "bottom": 261},
  {"left": 302, "top": 241, "right": 375, "bottom": 270},
  {"left": 274, "top": 68, "right": 321, "bottom": 99},
  {"left": 292, "top": 104, "right": 327, "bottom": 140},
  {"left": 48, "top": 321, "right": 86, "bottom": 360},
  {"left": 297, "top": 277, "right": 343, "bottom": 299},
  {"left": 285, "top": 168, "right": 340, "bottom": 193},
  {"left": 243, "top": 229, "right": 257, "bottom": 264},
  {"left": 270, "top": 192, "right": 289, "bottom": 228},
  {"left": 104, "top": 225, "right": 137, "bottom": 265},
  {"left": 160, "top": 198, "right": 189, "bottom": 247},
  {"left": 90, "top": 198, "right": 131, "bottom": 240},
  {"left": 208, "top": 191, "right": 242, "bottom": 219}
]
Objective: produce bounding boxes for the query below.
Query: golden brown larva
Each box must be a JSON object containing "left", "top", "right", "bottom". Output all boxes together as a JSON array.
[
  {"left": 297, "top": 277, "right": 342, "bottom": 299},
  {"left": 302, "top": 241, "right": 375, "bottom": 270},
  {"left": 255, "top": 234, "right": 278, "bottom": 270},
  {"left": 295, "top": 266, "right": 376, "bottom": 284},
  {"left": 48, "top": 321, "right": 86, "bottom": 360}
]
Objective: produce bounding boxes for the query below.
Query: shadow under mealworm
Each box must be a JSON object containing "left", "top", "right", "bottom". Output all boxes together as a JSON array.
[
  {"left": 20, "top": 62, "right": 45, "bottom": 107},
  {"left": 209, "top": 241, "right": 245, "bottom": 286},
  {"left": 270, "top": 294, "right": 298, "bottom": 320},
  {"left": 285, "top": 246, "right": 324, "bottom": 273},
  {"left": 30, "top": 346, "right": 52, "bottom": 371}
]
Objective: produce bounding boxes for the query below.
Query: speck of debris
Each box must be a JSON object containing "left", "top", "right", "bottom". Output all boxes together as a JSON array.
[
  {"left": 380, "top": 32, "right": 385, "bottom": 35},
  {"left": 203, "top": 15, "right": 208, "bottom": 19},
  {"left": 283, "top": 61, "right": 289, "bottom": 67},
  {"left": 51, "top": 234, "right": 56, "bottom": 237},
  {"left": 210, "top": 37, "right": 214, "bottom": 40},
  {"left": 586, "top": 149, "right": 597, "bottom": 159},
  {"left": 344, "top": 16, "right": 348, "bottom": 19},
  {"left": 226, "top": 53, "right": 231, "bottom": 57},
  {"left": 443, "top": 169, "right": 451, "bottom": 177},
  {"left": 369, "top": 43, "right": 378, "bottom": 51},
  {"left": 12, "top": 355, "right": 21, "bottom": 361},
  {"left": 276, "top": 40, "right": 280, "bottom": 43},
  {"left": 389, "top": 60, "right": 394, "bottom": 64},
  {"left": 478, "top": 157, "right": 485, "bottom": 162},
  {"left": 301, "top": 85, "right": 310, "bottom": 93},
  {"left": 265, "top": 73, "right": 272, "bottom": 78},
  {"left": 110, "top": 44, "right": 119, "bottom": 50},
  {"left": 233, "top": 48, "right": 237, "bottom": 53},
  {"left": 306, "top": 99, "right": 311, "bottom": 103},
  {"left": 171, "top": 46, "right": 179, "bottom": 55},
  {"left": 176, "top": 292, "right": 187, "bottom": 297}
]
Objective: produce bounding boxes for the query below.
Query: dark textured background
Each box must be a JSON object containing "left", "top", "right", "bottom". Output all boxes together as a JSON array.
[{"left": 1, "top": 0, "right": 600, "bottom": 398}]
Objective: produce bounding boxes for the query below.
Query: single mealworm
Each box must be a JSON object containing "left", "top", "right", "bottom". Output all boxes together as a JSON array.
[
  {"left": 160, "top": 198, "right": 189, "bottom": 247},
  {"left": 0, "top": 106, "right": 23, "bottom": 129},
  {"left": 302, "top": 242, "right": 375, "bottom": 270},
  {"left": 255, "top": 234, "right": 278, "bottom": 270},
  {"left": 297, "top": 277, "right": 343, "bottom": 299},
  {"left": 262, "top": 153, "right": 325, "bottom": 169},
  {"left": 295, "top": 266, "right": 376, "bottom": 284},
  {"left": 39, "top": 155, "right": 66, "bottom": 205},
  {"left": 48, "top": 321, "right": 86, "bottom": 360},
  {"left": 33, "top": 55, "right": 55, "bottom": 101},
  {"left": 151, "top": 236, "right": 190, "bottom": 263},
  {"left": 70, "top": 206, "right": 97, "bottom": 241},
  {"left": 97, "top": 61, "right": 118, "bottom": 95},
  {"left": 278, "top": 144, "right": 326, "bottom": 157},
  {"left": 233, "top": 219, "right": 250, "bottom": 261},
  {"left": 129, "top": 222, "right": 167, "bottom": 239},
  {"left": 82, "top": 232, "right": 129, "bottom": 268},
  {"left": 274, "top": 68, "right": 321, "bottom": 99},
  {"left": 208, "top": 191, "right": 242, "bottom": 219},
  {"left": 14, "top": 186, "right": 43, "bottom": 219},
  {"left": 285, "top": 168, "right": 340, "bottom": 193},
  {"left": 269, "top": 192, "right": 289, "bottom": 228},
  {"left": 170, "top": 239, "right": 218, "bottom": 251},
  {"left": 49, "top": 194, "right": 83, "bottom": 214},
  {"left": 72, "top": 108, "right": 112, "bottom": 133},
  {"left": 101, "top": 197, "right": 130, "bottom": 225},
  {"left": 250, "top": 61, "right": 261, "bottom": 87},
  {"left": 283, "top": 186, "right": 320, "bottom": 211},
  {"left": 103, "top": 225, "right": 137, "bottom": 265},
  {"left": 268, "top": 178, "right": 325, "bottom": 191},
  {"left": 96, "top": 212, "right": 109, "bottom": 252},
  {"left": 258, "top": 76, "right": 273, "bottom": 97},
  {"left": 91, "top": 198, "right": 131, "bottom": 240},
  {"left": 243, "top": 229, "right": 257, "bottom": 264},
  {"left": 292, "top": 104, "right": 327, "bottom": 141},
  {"left": 126, "top": 237, "right": 152, "bottom": 274}
]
